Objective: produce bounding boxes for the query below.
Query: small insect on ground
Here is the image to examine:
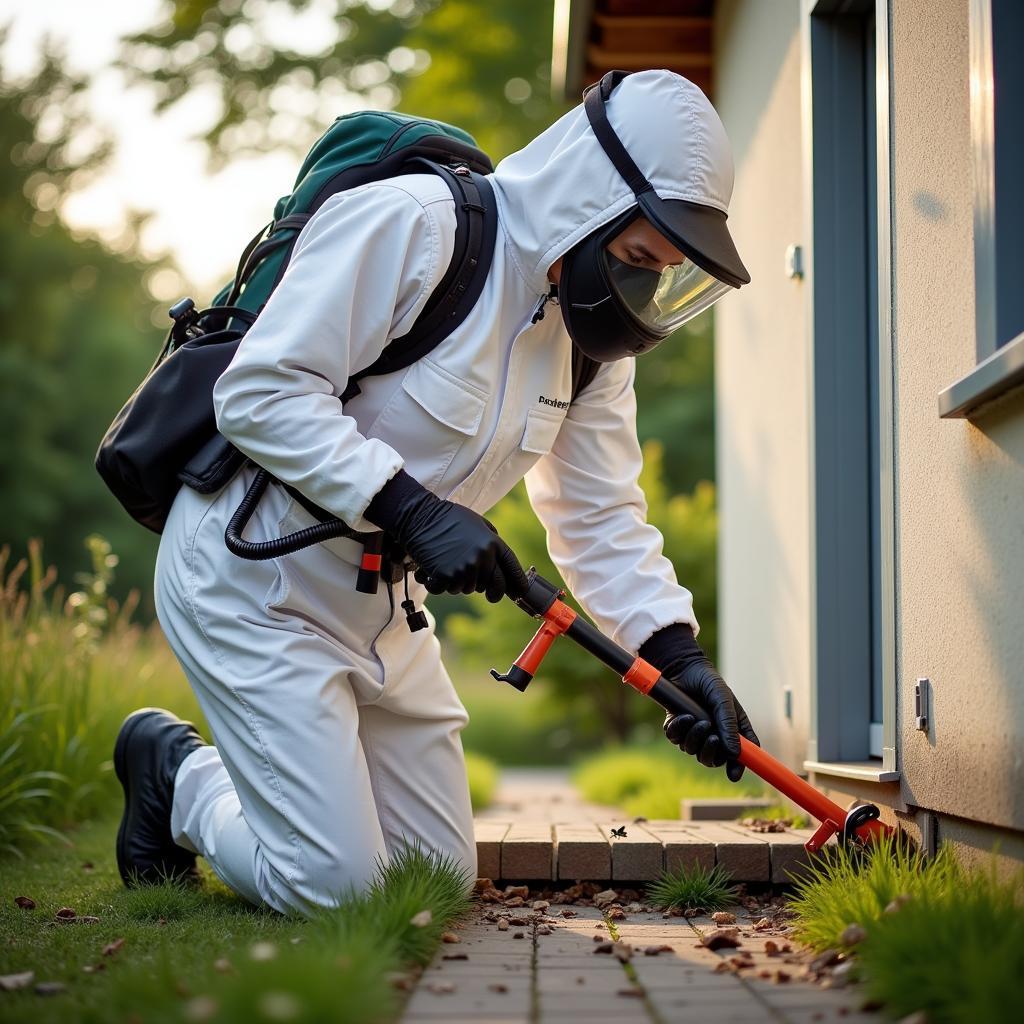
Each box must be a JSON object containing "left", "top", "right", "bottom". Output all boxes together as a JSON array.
[{"left": 610, "top": 826, "right": 628, "bottom": 839}]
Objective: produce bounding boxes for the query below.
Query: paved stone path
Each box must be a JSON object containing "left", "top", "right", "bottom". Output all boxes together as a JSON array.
[
  {"left": 474, "top": 769, "right": 820, "bottom": 884},
  {"left": 400, "top": 770, "right": 874, "bottom": 1022},
  {"left": 402, "top": 903, "right": 877, "bottom": 1023}
]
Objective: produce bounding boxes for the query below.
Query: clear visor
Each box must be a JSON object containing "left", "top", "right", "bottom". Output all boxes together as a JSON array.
[{"left": 604, "top": 250, "right": 732, "bottom": 335}]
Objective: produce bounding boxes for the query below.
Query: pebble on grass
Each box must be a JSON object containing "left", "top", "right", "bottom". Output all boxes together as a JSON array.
[{"left": 248, "top": 942, "right": 277, "bottom": 962}]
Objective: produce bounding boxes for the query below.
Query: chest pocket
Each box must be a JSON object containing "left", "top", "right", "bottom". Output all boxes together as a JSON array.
[
  {"left": 520, "top": 405, "right": 566, "bottom": 455},
  {"left": 369, "top": 357, "right": 487, "bottom": 491}
]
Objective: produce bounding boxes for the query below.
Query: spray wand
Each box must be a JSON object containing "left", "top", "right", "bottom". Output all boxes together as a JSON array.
[{"left": 491, "top": 565, "right": 893, "bottom": 853}]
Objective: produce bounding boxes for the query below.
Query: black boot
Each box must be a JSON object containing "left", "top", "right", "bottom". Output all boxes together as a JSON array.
[{"left": 114, "top": 707, "right": 208, "bottom": 887}]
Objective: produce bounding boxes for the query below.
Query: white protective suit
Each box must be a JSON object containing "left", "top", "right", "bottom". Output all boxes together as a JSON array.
[{"left": 157, "top": 70, "right": 736, "bottom": 914}]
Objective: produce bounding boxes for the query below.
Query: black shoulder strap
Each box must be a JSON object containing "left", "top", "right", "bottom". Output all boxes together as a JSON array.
[
  {"left": 570, "top": 349, "right": 601, "bottom": 402},
  {"left": 340, "top": 163, "right": 497, "bottom": 403}
]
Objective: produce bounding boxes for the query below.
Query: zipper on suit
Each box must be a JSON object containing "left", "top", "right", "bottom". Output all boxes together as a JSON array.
[{"left": 531, "top": 283, "right": 559, "bottom": 324}]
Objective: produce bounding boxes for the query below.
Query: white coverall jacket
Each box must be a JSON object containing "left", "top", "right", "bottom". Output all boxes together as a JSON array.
[{"left": 158, "top": 71, "right": 730, "bottom": 915}]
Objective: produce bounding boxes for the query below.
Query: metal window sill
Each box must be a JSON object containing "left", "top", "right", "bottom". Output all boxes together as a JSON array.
[
  {"left": 803, "top": 759, "right": 900, "bottom": 783},
  {"left": 938, "top": 330, "right": 1024, "bottom": 418}
]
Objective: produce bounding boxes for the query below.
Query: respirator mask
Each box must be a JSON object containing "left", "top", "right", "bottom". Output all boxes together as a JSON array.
[{"left": 560, "top": 71, "right": 750, "bottom": 362}]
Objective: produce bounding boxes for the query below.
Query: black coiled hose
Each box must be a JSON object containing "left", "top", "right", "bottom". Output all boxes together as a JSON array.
[{"left": 224, "top": 468, "right": 368, "bottom": 559}]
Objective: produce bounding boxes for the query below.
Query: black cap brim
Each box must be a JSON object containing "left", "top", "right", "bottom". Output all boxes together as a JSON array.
[{"left": 638, "top": 194, "right": 750, "bottom": 288}]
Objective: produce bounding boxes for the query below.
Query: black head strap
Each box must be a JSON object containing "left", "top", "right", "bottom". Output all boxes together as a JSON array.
[{"left": 583, "top": 70, "right": 654, "bottom": 199}]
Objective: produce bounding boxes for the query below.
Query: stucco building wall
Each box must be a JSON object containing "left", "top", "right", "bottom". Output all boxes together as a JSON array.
[
  {"left": 890, "top": 0, "right": 1024, "bottom": 833},
  {"left": 712, "top": 0, "right": 810, "bottom": 770}
]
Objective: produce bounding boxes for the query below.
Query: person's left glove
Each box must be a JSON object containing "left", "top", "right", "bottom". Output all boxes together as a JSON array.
[{"left": 638, "top": 622, "right": 760, "bottom": 782}]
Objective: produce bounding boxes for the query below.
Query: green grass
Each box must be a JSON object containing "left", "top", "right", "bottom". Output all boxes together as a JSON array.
[
  {"left": 0, "top": 813, "right": 472, "bottom": 1023},
  {"left": 1, "top": 539, "right": 206, "bottom": 856},
  {"left": 856, "top": 865, "right": 1024, "bottom": 1022},
  {"left": 572, "top": 743, "right": 768, "bottom": 818},
  {"left": 787, "top": 836, "right": 1024, "bottom": 1021},
  {"left": 787, "top": 833, "right": 961, "bottom": 952},
  {"left": 646, "top": 863, "right": 739, "bottom": 913}
]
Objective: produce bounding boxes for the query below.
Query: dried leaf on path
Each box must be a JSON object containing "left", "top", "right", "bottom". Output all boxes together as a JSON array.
[{"left": 14, "top": 896, "right": 35, "bottom": 910}]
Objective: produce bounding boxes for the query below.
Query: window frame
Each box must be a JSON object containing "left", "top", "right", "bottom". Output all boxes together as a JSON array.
[
  {"left": 938, "top": 0, "right": 1024, "bottom": 419},
  {"left": 800, "top": 0, "right": 898, "bottom": 781}
]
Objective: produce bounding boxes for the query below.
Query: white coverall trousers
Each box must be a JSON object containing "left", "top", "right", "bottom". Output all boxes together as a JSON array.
[{"left": 156, "top": 465, "right": 477, "bottom": 916}]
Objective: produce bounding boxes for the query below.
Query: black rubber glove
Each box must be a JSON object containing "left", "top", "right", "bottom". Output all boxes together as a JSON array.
[
  {"left": 365, "top": 469, "right": 522, "bottom": 602},
  {"left": 638, "top": 623, "right": 760, "bottom": 782}
]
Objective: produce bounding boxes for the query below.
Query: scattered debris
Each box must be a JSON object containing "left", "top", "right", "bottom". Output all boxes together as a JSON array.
[
  {"left": 474, "top": 877, "right": 494, "bottom": 892},
  {"left": 504, "top": 896, "right": 525, "bottom": 908},
  {"left": 81, "top": 862, "right": 94, "bottom": 872},
  {"left": 426, "top": 981, "right": 456, "bottom": 995},
  {"left": 102, "top": 938, "right": 125, "bottom": 958},
  {"left": 632, "top": 816, "right": 648, "bottom": 824},
  {"left": 442, "top": 953, "right": 468, "bottom": 961},
  {"left": 34, "top": 982, "right": 66, "bottom": 997},
  {"left": 14, "top": 896, "right": 35, "bottom": 910},
  {"left": 701, "top": 928, "right": 742, "bottom": 951},
  {"left": 387, "top": 971, "right": 416, "bottom": 992},
  {"left": 826, "top": 961, "right": 855, "bottom": 989},
  {"left": 213, "top": 959, "right": 232, "bottom": 974},
  {"left": 513, "top": 932, "right": 525, "bottom": 940},
  {"left": 740, "top": 817, "right": 792, "bottom": 832},
  {"left": 809, "top": 948, "right": 843, "bottom": 973},
  {"left": 410, "top": 910, "right": 433, "bottom": 928},
  {"left": 772, "top": 969, "right": 792, "bottom": 984},
  {"left": 248, "top": 942, "right": 277, "bottom": 962},
  {"left": 643, "top": 944, "right": 674, "bottom": 956},
  {"left": 593, "top": 889, "right": 620, "bottom": 909},
  {"left": 531, "top": 900, "right": 550, "bottom": 910},
  {"left": 839, "top": 923, "right": 867, "bottom": 947},
  {"left": 711, "top": 911, "right": 737, "bottom": 925},
  {"left": 593, "top": 940, "right": 614, "bottom": 954},
  {"left": 440, "top": 932, "right": 460, "bottom": 944},
  {"left": 54, "top": 907, "right": 77, "bottom": 922},
  {"left": 537, "top": 925, "right": 552, "bottom": 935},
  {"left": 81, "top": 963, "right": 105, "bottom": 974},
  {"left": 753, "top": 917, "right": 772, "bottom": 931},
  {"left": 764, "top": 940, "right": 781, "bottom": 957},
  {"left": 497, "top": 919, "right": 509, "bottom": 932},
  {"left": 488, "top": 983, "right": 508, "bottom": 993},
  {"left": 0, "top": 972, "right": 35, "bottom": 992},
  {"left": 508, "top": 916, "right": 527, "bottom": 926},
  {"left": 504, "top": 885, "right": 529, "bottom": 899},
  {"left": 627, "top": 902, "right": 642, "bottom": 913},
  {"left": 617, "top": 986, "right": 644, "bottom": 998},
  {"left": 606, "top": 906, "right": 626, "bottom": 921},
  {"left": 560, "top": 909, "right": 577, "bottom": 918}
]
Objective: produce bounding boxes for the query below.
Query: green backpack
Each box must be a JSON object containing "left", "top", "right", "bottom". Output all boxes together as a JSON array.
[{"left": 96, "top": 110, "right": 598, "bottom": 573}]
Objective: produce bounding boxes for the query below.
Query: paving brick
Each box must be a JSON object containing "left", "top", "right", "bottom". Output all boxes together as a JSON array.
[
  {"left": 683, "top": 822, "right": 770, "bottom": 881},
  {"left": 680, "top": 797, "right": 774, "bottom": 820},
  {"left": 501, "top": 821, "right": 553, "bottom": 878},
  {"left": 473, "top": 820, "right": 510, "bottom": 881},
  {"left": 641, "top": 819, "right": 716, "bottom": 874},
  {"left": 597, "top": 821, "right": 663, "bottom": 880},
  {"left": 714, "top": 822, "right": 820, "bottom": 883},
  {"left": 554, "top": 822, "right": 611, "bottom": 880}
]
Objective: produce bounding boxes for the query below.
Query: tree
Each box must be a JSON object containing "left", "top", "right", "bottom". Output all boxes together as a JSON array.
[
  {"left": 120, "top": 0, "right": 567, "bottom": 164},
  {"left": 447, "top": 443, "right": 717, "bottom": 746},
  {"left": 0, "top": 50, "right": 168, "bottom": 602}
]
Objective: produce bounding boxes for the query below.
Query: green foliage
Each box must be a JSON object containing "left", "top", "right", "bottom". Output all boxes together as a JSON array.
[
  {"left": 121, "top": 0, "right": 567, "bottom": 164},
  {"left": 571, "top": 743, "right": 767, "bottom": 820},
  {"left": 856, "top": 865, "right": 1024, "bottom": 1023},
  {"left": 0, "top": 56, "right": 165, "bottom": 603},
  {"left": 447, "top": 443, "right": 717, "bottom": 746},
  {"left": 647, "top": 863, "right": 738, "bottom": 913},
  {"left": 787, "top": 834, "right": 962, "bottom": 952},
  {"left": 463, "top": 750, "right": 498, "bottom": 811},
  {"left": 0, "top": 816, "right": 472, "bottom": 1024},
  {"left": 0, "top": 539, "right": 204, "bottom": 855}
]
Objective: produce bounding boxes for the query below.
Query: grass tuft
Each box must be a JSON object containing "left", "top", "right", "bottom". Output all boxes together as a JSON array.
[
  {"left": 856, "top": 864, "right": 1024, "bottom": 1022},
  {"left": 646, "top": 862, "right": 739, "bottom": 912},
  {"left": 787, "top": 833, "right": 961, "bottom": 952}
]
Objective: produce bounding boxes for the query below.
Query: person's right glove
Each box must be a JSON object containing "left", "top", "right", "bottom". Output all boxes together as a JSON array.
[
  {"left": 638, "top": 622, "right": 760, "bottom": 782},
  {"left": 365, "top": 469, "right": 523, "bottom": 602}
]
